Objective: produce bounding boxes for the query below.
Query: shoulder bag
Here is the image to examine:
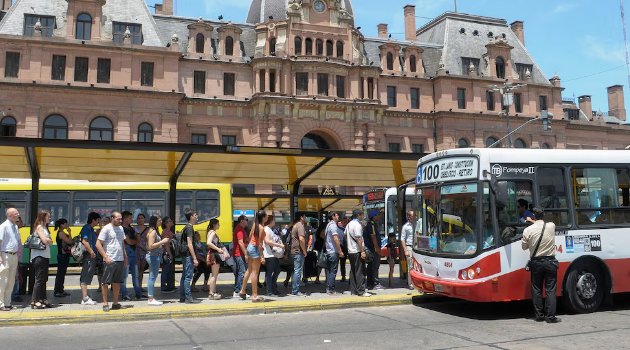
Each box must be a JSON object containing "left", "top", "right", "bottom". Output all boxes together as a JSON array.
[
  {"left": 349, "top": 222, "right": 374, "bottom": 262},
  {"left": 24, "top": 232, "right": 46, "bottom": 250},
  {"left": 525, "top": 222, "right": 546, "bottom": 272}
]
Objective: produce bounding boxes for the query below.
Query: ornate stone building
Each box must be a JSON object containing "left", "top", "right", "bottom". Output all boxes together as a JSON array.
[{"left": 0, "top": 0, "right": 629, "bottom": 151}]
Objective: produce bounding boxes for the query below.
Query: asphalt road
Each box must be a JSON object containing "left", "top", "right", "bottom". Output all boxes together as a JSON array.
[{"left": 3, "top": 294, "right": 630, "bottom": 350}]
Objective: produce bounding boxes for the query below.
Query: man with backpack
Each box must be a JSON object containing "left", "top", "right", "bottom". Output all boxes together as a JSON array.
[
  {"left": 179, "top": 210, "right": 200, "bottom": 303},
  {"left": 79, "top": 212, "right": 101, "bottom": 306},
  {"left": 290, "top": 212, "right": 308, "bottom": 297}
]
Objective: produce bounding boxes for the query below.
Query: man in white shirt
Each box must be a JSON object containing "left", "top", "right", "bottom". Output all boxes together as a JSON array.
[
  {"left": 400, "top": 210, "right": 415, "bottom": 290},
  {"left": 96, "top": 212, "right": 128, "bottom": 312},
  {"left": 346, "top": 209, "right": 371, "bottom": 297},
  {"left": 0, "top": 208, "right": 20, "bottom": 311},
  {"left": 324, "top": 211, "right": 344, "bottom": 295}
]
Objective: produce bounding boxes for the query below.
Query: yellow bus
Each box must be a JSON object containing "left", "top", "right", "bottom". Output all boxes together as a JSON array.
[{"left": 0, "top": 180, "right": 232, "bottom": 264}]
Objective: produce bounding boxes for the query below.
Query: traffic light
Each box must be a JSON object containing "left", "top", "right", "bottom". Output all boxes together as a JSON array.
[{"left": 541, "top": 110, "right": 553, "bottom": 131}]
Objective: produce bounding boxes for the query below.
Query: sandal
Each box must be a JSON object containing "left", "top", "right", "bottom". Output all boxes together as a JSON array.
[
  {"left": 31, "top": 302, "right": 46, "bottom": 309},
  {"left": 43, "top": 300, "right": 52, "bottom": 308},
  {"left": 239, "top": 293, "right": 247, "bottom": 300},
  {"left": 252, "top": 296, "right": 265, "bottom": 303}
]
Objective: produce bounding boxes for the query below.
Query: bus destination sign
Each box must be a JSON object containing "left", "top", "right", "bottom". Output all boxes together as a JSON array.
[
  {"left": 365, "top": 190, "right": 385, "bottom": 201},
  {"left": 417, "top": 157, "right": 479, "bottom": 185}
]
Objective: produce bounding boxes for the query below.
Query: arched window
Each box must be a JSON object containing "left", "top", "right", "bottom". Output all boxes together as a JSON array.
[
  {"left": 89, "top": 117, "right": 113, "bottom": 141},
  {"left": 458, "top": 138, "right": 469, "bottom": 148},
  {"left": 295, "top": 37, "right": 302, "bottom": 55},
  {"left": 496, "top": 56, "right": 505, "bottom": 79},
  {"left": 386, "top": 52, "right": 394, "bottom": 70},
  {"left": 76, "top": 13, "right": 92, "bottom": 41},
  {"left": 542, "top": 143, "right": 551, "bottom": 149},
  {"left": 514, "top": 138, "right": 527, "bottom": 148},
  {"left": 336, "top": 41, "right": 343, "bottom": 58},
  {"left": 42, "top": 114, "right": 68, "bottom": 139},
  {"left": 409, "top": 55, "right": 417, "bottom": 73},
  {"left": 138, "top": 123, "right": 153, "bottom": 142},
  {"left": 225, "top": 36, "right": 234, "bottom": 56},
  {"left": 300, "top": 133, "right": 331, "bottom": 149},
  {"left": 305, "top": 38, "right": 313, "bottom": 55},
  {"left": 196, "top": 33, "right": 204, "bottom": 53},
  {"left": 269, "top": 38, "right": 276, "bottom": 56},
  {"left": 0, "top": 116, "right": 16, "bottom": 137},
  {"left": 316, "top": 39, "right": 323, "bottom": 55},
  {"left": 326, "top": 40, "right": 333, "bottom": 56},
  {"left": 486, "top": 137, "right": 499, "bottom": 148}
]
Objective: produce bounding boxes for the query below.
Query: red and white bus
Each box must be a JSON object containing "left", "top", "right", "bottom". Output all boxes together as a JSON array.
[{"left": 409, "top": 148, "right": 630, "bottom": 313}]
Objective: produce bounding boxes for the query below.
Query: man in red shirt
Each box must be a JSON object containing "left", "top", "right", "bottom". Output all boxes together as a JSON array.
[{"left": 232, "top": 215, "right": 249, "bottom": 298}]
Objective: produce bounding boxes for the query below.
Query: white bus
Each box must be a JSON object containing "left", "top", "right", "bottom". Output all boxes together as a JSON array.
[
  {"left": 362, "top": 187, "right": 415, "bottom": 256},
  {"left": 409, "top": 148, "right": 630, "bottom": 313}
]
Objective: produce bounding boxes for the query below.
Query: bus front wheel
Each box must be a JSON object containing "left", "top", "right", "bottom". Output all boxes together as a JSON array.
[{"left": 563, "top": 261, "right": 604, "bottom": 314}]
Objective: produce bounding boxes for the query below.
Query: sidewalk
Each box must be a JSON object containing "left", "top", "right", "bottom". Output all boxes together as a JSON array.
[{"left": 2, "top": 265, "right": 423, "bottom": 327}]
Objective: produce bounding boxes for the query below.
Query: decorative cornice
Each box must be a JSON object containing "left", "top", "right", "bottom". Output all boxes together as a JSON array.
[{"left": 0, "top": 82, "right": 185, "bottom": 100}]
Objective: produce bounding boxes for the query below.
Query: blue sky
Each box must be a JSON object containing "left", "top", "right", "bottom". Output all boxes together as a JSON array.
[{"left": 146, "top": 0, "right": 630, "bottom": 116}]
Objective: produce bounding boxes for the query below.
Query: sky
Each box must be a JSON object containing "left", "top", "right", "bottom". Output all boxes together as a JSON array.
[{"left": 145, "top": 0, "right": 630, "bottom": 116}]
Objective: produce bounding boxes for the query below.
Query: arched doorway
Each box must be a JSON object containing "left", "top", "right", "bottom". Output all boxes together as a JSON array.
[{"left": 300, "top": 133, "right": 330, "bottom": 149}]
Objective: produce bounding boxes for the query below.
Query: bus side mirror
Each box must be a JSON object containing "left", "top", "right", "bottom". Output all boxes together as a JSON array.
[{"left": 495, "top": 181, "right": 508, "bottom": 208}]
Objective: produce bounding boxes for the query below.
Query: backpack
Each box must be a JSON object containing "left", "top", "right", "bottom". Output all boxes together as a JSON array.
[
  {"left": 170, "top": 227, "right": 190, "bottom": 258},
  {"left": 283, "top": 225, "right": 294, "bottom": 252},
  {"left": 71, "top": 236, "right": 85, "bottom": 262}
]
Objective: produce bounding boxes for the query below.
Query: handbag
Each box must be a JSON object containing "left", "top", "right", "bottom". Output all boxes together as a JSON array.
[
  {"left": 364, "top": 249, "right": 375, "bottom": 263},
  {"left": 218, "top": 246, "right": 230, "bottom": 261},
  {"left": 525, "top": 223, "right": 546, "bottom": 272},
  {"left": 23, "top": 233, "right": 46, "bottom": 250},
  {"left": 71, "top": 236, "right": 86, "bottom": 261},
  {"left": 161, "top": 251, "right": 172, "bottom": 266},
  {"left": 317, "top": 251, "right": 328, "bottom": 269}
]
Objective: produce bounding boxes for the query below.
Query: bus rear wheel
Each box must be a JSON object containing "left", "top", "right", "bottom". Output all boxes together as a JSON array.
[{"left": 563, "top": 261, "right": 604, "bottom": 314}]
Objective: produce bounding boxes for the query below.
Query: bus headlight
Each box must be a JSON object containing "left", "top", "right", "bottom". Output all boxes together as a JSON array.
[
  {"left": 461, "top": 270, "right": 467, "bottom": 280},
  {"left": 467, "top": 269, "right": 475, "bottom": 279}
]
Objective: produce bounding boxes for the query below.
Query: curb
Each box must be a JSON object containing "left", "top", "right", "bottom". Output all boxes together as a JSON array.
[{"left": 0, "top": 293, "right": 418, "bottom": 327}]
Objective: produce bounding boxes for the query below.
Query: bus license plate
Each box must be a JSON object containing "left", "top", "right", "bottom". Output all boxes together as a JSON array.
[{"left": 434, "top": 284, "right": 443, "bottom": 292}]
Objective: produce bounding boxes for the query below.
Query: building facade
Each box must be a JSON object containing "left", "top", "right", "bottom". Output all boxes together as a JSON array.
[{"left": 0, "top": 0, "right": 629, "bottom": 152}]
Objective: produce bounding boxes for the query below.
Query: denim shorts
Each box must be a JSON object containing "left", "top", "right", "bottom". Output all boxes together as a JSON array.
[{"left": 246, "top": 243, "right": 261, "bottom": 259}]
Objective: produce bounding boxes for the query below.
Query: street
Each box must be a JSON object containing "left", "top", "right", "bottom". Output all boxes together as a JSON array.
[{"left": 3, "top": 294, "right": 630, "bottom": 350}]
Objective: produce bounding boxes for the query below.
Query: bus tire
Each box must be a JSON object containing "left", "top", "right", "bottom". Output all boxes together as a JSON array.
[{"left": 563, "top": 260, "right": 604, "bottom": 314}]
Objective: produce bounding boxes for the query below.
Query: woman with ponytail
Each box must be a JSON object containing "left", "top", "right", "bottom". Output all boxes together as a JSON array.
[
  {"left": 238, "top": 210, "right": 267, "bottom": 302},
  {"left": 54, "top": 218, "right": 72, "bottom": 298}
]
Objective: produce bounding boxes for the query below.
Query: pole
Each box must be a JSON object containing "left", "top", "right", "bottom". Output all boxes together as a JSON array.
[
  {"left": 454, "top": 0, "right": 458, "bottom": 12},
  {"left": 621, "top": 0, "right": 630, "bottom": 93},
  {"left": 488, "top": 117, "right": 542, "bottom": 148},
  {"left": 505, "top": 103, "right": 512, "bottom": 148}
]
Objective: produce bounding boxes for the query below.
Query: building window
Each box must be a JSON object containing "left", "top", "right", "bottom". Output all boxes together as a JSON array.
[
  {"left": 367, "top": 78, "right": 374, "bottom": 99},
  {"left": 113, "top": 23, "right": 142, "bottom": 44},
  {"left": 196, "top": 33, "right": 204, "bottom": 53},
  {"left": 225, "top": 36, "right": 234, "bottom": 56},
  {"left": 224, "top": 73, "right": 235, "bottom": 96},
  {"left": 412, "top": 144, "right": 423, "bottom": 153},
  {"left": 514, "top": 93, "right": 522, "bottom": 113},
  {"left": 191, "top": 134, "right": 206, "bottom": 144},
  {"left": 259, "top": 70, "right": 266, "bottom": 92},
  {"left": 0, "top": 117, "right": 16, "bottom": 137},
  {"left": 458, "top": 138, "right": 469, "bottom": 148},
  {"left": 138, "top": 123, "right": 153, "bottom": 142},
  {"left": 386, "top": 52, "right": 394, "bottom": 70},
  {"left": 566, "top": 109, "right": 580, "bottom": 120},
  {"left": 486, "top": 91, "right": 494, "bottom": 111},
  {"left": 316, "top": 39, "right": 323, "bottom": 55},
  {"left": 336, "top": 41, "right": 343, "bottom": 58},
  {"left": 74, "top": 57, "right": 88, "bottom": 82},
  {"left": 461, "top": 57, "right": 480, "bottom": 76},
  {"left": 97, "top": 58, "right": 111, "bottom": 84},
  {"left": 269, "top": 38, "right": 276, "bottom": 56},
  {"left": 514, "top": 138, "right": 527, "bottom": 148},
  {"left": 542, "top": 143, "right": 551, "bottom": 149},
  {"left": 387, "top": 86, "right": 397, "bottom": 107},
  {"left": 269, "top": 70, "right": 276, "bottom": 93},
  {"left": 486, "top": 137, "right": 498, "bottom": 148},
  {"left": 457, "top": 88, "right": 466, "bottom": 109},
  {"left": 539, "top": 95, "right": 547, "bottom": 111},
  {"left": 51, "top": 55, "right": 66, "bottom": 81},
  {"left": 141, "top": 62, "right": 154, "bottom": 87},
  {"left": 409, "top": 55, "right": 417, "bottom": 73},
  {"left": 4, "top": 52, "right": 19, "bottom": 78},
  {"left": 76, "top": 13, "right": 92, "bottom": 41},
  {"left": 296, "top": 72, "right": 308, "bottom": 95},
  {"left": 222, "top": 135, "right": 236, "bottom": 146},
  {"left": 295, "top": 37, "right": 302, "bottom": 55},
  {"left": 89, "top": 117, "right": 113, "bottom": 141},
  {"left": 336, "top": 75, "right": 345, "bottom": 98},
  {"left": 388, "top": 143, "right": 401, "bottom": 152},
  {"left": 317, "top": 73, "right": 329, "bottom": 96},
  {"left": 305, "top": 38, "right": 313, "bottom": 55},
  {"left": 326, "top": 40, "right": 333, "bottom": 56},
  {"left": 495, "top": 56, "right": 505, "bottom": 79},
  {"left": 24, "top": 15, "right": 55, "bottom": 37},
  {"left": 516, "top": 63, "right": 533, "bottom": 80},
  {"left": 193, "top": 71, "right": 206, "bottom": 94},
  {"left": 410, "top": 88, "right": 419, "bottom": 109},
  {"left": 42, "top": 114, "right": 68, "bottom": 139}
]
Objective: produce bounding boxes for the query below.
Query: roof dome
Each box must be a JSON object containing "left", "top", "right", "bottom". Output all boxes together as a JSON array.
[{"left": 246, "top": 0, "right": 354, "bottom": 26}]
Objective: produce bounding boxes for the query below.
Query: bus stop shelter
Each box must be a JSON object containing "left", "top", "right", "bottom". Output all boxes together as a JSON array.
[{"left": 0, "top": 137, "right": 420, "bottom": 224}]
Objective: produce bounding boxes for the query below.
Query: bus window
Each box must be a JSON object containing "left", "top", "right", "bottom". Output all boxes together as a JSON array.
[
  {"left": 386, "top": 196, "right": 397, "bottom": 236},
  {"left": 196, "top": 190, "right": 220, "bottom": 222},
  {"left": 176, "top": 190, "right": 193, "bottom": 224},
  {"left": 122, "top": 191, "right": 166, "bottom": 222},
  {"left": 482, "top": 183, "right": 494, "bottom": 249},
  {"left": 0, "top": 191, "right": 28, "bottom": 223},
  {"left": 39, "top": 192, "right": 70, "bottom": 224},
  {"left": 573, "top": 168, "right": 630, "bottom": 226},
  {"left": 497, "top": 181, "right": 533, "bottom": 244},
  {"left": 73, "top": 191, "right": 118, "bottom": 225},
  {"left": 439, "top": 183, "right": 477, "bottom": 254},
  {"left": 538, "top": 167, "right": 569, "bottom": 226}
]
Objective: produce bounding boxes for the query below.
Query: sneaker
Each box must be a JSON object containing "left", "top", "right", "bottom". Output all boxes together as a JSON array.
[
  {"left": 185, "top": 298, "right": 201, "bottom": 304},
  {"left": 233, "top": 292, "right": 250, "bottom": 299},
  {"left": 111, "top": 304, "right": 122, "bottom": 310},
  {"left": 359, "top": 292, "right": 373, "bottom": 297},
  {"left": 374, "top": 284, "right": 386, "bottom": 290},
  {"left": 290, "top": 292, "right": 307, "bottom": 297},
  {"left": 546, "top": 317, "right": 562, "bottom": 324},
  {"left": 121, "top": 295, "right": 132, "bottom": 302},
  {"left": 267, "top": 293, "right": 280, "bottom": 297},
  {"left": 136, "top": 294, "right": 148, "bottom": 301},
  {"left": 148, "top": 299, "right": 164, "bottom": 306},
  {"left": 102, "top": 304, "right": 110, "bottom": 312},
  {"left": 162, "top": 289, "right": 175, "bottom": 294},
  {"left": 81, "top": 297, "right": 97, "bottom": 305}
]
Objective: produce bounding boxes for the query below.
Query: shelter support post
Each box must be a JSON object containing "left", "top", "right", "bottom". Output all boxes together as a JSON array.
[
  {"left": 289, "top": 157, "right": 332, "bottom": 223},
  {"left": 260, "top": 198, "right": 278, "bottom": 210},
  {"left": 25, "top": 147, "right": 39, "bottom": 227},
  {"left": 169, "top": 152, "right": 193, "bottom": 221}
]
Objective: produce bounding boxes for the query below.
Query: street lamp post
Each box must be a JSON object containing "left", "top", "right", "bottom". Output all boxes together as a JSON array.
[{"left": 485, "top": 82, "right": 526, "bottom": 148}]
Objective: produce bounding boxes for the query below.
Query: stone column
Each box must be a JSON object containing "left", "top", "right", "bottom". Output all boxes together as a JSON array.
[
  {"left": 281, "top": 120, "right": 291, "bottom": 148},
  {"left": 363, "top": 78, "right": 368, "bottom": 100},
  {"left": 267, "top": 118, "right": 278, "bottom": 147},
  {"left": 255, "top": 69, "right": 261, "bottom": 93},
  {"left": 367, "top": 125, "right": 376, "bottom": 151},
  {"left": 265, "top": 69, "right": 270, "bottom": 93},
  {"left": 329, "top": 73, "right": 334, "bottom": 97},
  {"left": 354, "top": 124, "right": 364, "bottom": 150}
]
